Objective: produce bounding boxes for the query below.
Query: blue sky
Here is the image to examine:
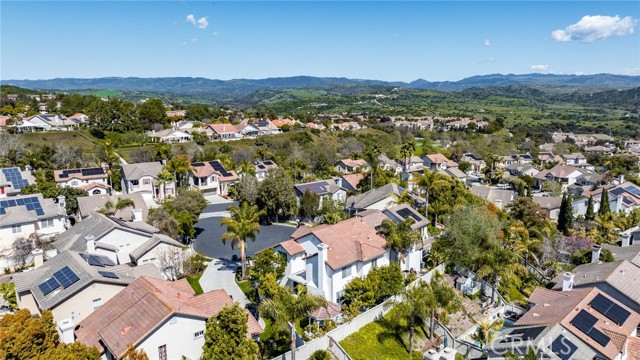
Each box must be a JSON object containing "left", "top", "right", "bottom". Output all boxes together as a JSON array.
[{"left": 1, "top": 1, "right": 638, "bottom": 81}]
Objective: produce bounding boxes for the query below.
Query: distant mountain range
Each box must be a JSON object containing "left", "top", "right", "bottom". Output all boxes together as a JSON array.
[{"left": 3, "top": 73, "right": 639, "bottom": 97}]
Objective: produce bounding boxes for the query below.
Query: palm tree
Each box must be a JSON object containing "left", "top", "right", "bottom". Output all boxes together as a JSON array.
[
  {"left": 400, "top": 141, "right": 416, "bottom": 171},
  {"left": 378, "top": 219, "right": 421, "bottom": 265},
  {"left": 471, "top": 318, "right": 503, "bottom": 350},
  {"left": 476, "top": 246, "right": 524, "bottom": 304},
  {"left": 239, "top": 159, "right": 256, "bottom": 178},
  {"left": 164, "top": 154, "right": 191, "bottom": 188},
  {"left": 259, "top": 286, "right": 326, "bottom": 360},
  {"left": 394, "top": 190, "right": 415, "bottom": 206},
  {"left": 363, "top": 144, "right": 382, "bottom": 191},
  {"left": 385, "top": 280, "right": 435, "bottom": 355},
  {"left": 429, "top": 273, "right": 460, "bottom": 341},
  {"left": 220, "top": 202, "right": 264, "bottom": 279},
  {"left": 255, "top": 146, "right": 270, "bottom": 161},
  {"left": 157, "top": 170, "right": 174, "bottom": 201}
]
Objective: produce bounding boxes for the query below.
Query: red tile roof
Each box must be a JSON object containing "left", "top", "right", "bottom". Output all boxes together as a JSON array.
[
  {"left": 208, "top": 123, "right": 239, "bottom": 134},
  {"left": 309, "top": 301, "right": 341, "bottom": 320},
  {"left": 341, "top": 173, "right": 364, "bottom": 190},
  {"left": 425, "top": 153, "right": 458, "bottom": 167},
  {"left": 75, "top": 277, "right": 261, "bottom": 358},
  {"left": 278, "top": 239, "right": 305, "bottom": 255}
]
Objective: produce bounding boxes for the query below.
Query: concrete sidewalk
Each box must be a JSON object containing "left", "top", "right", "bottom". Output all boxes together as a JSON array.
[{"left": 199, "top": 258, "right": 250, "bottom": 307}]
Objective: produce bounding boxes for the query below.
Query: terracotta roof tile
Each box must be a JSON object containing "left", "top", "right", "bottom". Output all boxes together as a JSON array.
[
  {"left": 309, "top": 301, "right": 341, "bottom": 320},
  {"left": 278, "top": 239, "right": 305, "bottom": 255}
]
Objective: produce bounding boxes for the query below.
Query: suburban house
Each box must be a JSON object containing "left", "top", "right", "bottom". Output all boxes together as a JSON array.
[
  {"left": 0, "top": 166, "right": 35, "bottom": 197},
  {"left": 74, "top": 277, "right": 262, "bottom": 360},
  {"left": 76, "top": 193, "right": 149, "bottom": 221},
  {"left": 254, "top": 160, "right": 278, "bottom": 182},
  {"left": 332, "top": 122, "right": 361, "bottom": 131},
  {"left": 562, "top": 152, "right": 589, "bottom": 167},
  {"left": 534, "top": 164, "right": 584, "bottom": 189},
  {"left": 68, "top": 113, "right": 89, "bottom": 123},
  {"left": 207, "top": 123, "right": 240, "bottom": 140},
  {"left": 334, "top": 159, "right": 370, "bottom": 174},
  {"left": 584, "top": 145, "right": 614, "bottom": 155},
  {"left": 346, "top": 183, "right": 423, "bottom": 213},
  {"left": 378, "top": 154, "right": 403, "bottom": 174},
  {"left": 274, "top": 217, "right": 392, "bottom": 304},
  {"left": 499, "top": 154, "right": 533, "bottom": 168},
  {"left": 147, "top": 129, "right": 192, "bottom": 143},
  {"left": 336, "top": 173, "right": 364, "bottom": 193},
  {"left": 235, "top": 121, "right": 260, "bottom": 137},
  {"left": 252, "top": 120, "right": 280, "bottom": 136},
  {"left": 422, "top": 153, "right": 458, "bottom": 171},
  {"left": 575, "top": 172, "right": 604, "bottom": 187},
  {"left": 0, "top": 193, "right": 67, "bottom": 268},
  {"left": 294, "top": 180, "right": 347, "bottom": 208},
  {"left": 12, "top": 250, "right": 162, "bottom": 325},
  {"left": 121, "top": 161, "right": 176, "bottom": 201},
  {"left": 189, "top": 160, "right": 238, "bottom": 195},
  {"left": 305, "top": 122, "right": 326, "bottom": 131},
  {"left": 537, "top": 152, "right": 564, "bottom": 164},
  {"left": 271, "top": 118, "right": 297, "bottom": 128},
  {"left": 470, "top": 185, "right": 517, "bottom": 210},
  {"left": 17, "top": 114, "right": 78, "bottom": 132},
  {"left": 504, "top": 163, "right": 539, "bottom": 177},
  {"left": 53, "top": 212, "right": 184, "bottom": 268},
  {"left": 460, "top": 153, "right": 486, "bottom": 172},
  {"left": 54, "top": 167, "right": 111, "bottom": 196},
  {"left": 580, "top": 183, "right": 640, "bottom": 215},
  {"left": 488, "top": 286, "right": 640, "bottom": 360},
  {"left": 552, "top": 251, "right": 640, "bottom": 313}
]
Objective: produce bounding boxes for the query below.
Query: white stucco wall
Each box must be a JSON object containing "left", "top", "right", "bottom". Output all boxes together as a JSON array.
[
  {"left": 97, "top": 229, "right": 151, "bottom": 264},
  {"left": 50, "top": 282, "right": 127, "bottom": 324},
  {"left": 135, "top": 314, "right": 207, "bottom": 360}
]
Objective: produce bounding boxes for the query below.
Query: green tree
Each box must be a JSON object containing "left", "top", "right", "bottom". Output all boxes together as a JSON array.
[
  {"left": 541, "top": 180, "right": 563, "bottom": 196},
  {"left": 400, "top": 141, "right": 416, "bottom": 170},
  {"left": 385, "top": 280, "right": 434, "bottom": 355},
  {"left": 585, "top": 195, "right": 595, "bottom": 221},
  {"left": 557, "top": 193, "right": 573, "bottom": 235},
  {"left": 257, "top": 168, "right": 297, "bottom": 222},
  {"left": 259, "top": 286, "right": 326, "bottom": 360},
  {"left": 300, "top": 189, "right": 320, "bottom": 221},
  {"left": 428, "top": 273, "right": 460, "bottom": 341},
  {"left": 0, "top": 283, "right": 17, "bottom": 310},
  {"left": 363, "top": 144, "right": 382, "bottom": 191},
  {"left": 598, "top": 189, "right": 610, "bottom": 217},
  {"left": 231, "top": 175, "right": 259, "bottom": 206},
  {"left": 136, "top": 99, "right": 166, "bottom": 130},
  {"left": 378, "top": 219, "right": 421, "bottom": 264},
  {"left": 221, "top": 202, "right": 264, "bottom": 279},
  {"left": 165, "top": 154, "right": 192, "bottom": 188},
  {"left": 201, "top": 303, "right": 260, "bottom": 360},
  {"left": 249, "top": 250, "right": 287, "bottom": 281},
  {"left": 471, "top": 319, "right": 503, "bottom": 350}
]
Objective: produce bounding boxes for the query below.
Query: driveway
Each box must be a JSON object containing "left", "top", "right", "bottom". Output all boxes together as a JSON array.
[{"left": 199, "top": 258, "right": 250, "bottom": 307}]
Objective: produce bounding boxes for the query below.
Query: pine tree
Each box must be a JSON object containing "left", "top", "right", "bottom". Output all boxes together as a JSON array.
[
  {"left": 557, "top": 193, "right": 573, "bottom": 235},
  {"left": 585, "top": 195, "right": 595, "bottom": 221},
  {"left": 565, "top": 193, "right": 574, "bottom": 231},
  {"left": 598, "top": 189, "right": 610, "bottom": 217},
  {"left": 201, "top": 303, "right": 259, "bottom": 360}
]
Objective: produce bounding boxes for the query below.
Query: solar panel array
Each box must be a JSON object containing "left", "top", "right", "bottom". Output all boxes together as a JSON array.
[
  {"left": 297, "top": 182, "right": 329, "bottom": 194},
  {"left": 53, "top": 266, "right": 80, "bottom": 289},
  {"left": 2, "top": 167, "right": 29, "bottom": 189},
  {"left": 81, "top": 167, "right": 105, "bottom": 177},
  {"left": 571, "top": 309, "right": 610, "bottom": 347},
  {"left": 57, "top": 169, "right": 82, "bottom": 179},
  {"left": 397, "top": 208, "right": 422, "bottom": 222},
  {"left": 589, "top": 294, "right": 631, "bottom": 326},
  {"left": 499, "top": 326, "right": 545, "bottom": 343},
  {"left": 38, "top": 277, "right": 61, "bottom": 296},
  {"left": 0, "top": 196, "right": 44, "bottom": 216},
  {"left": 210, "top": 161, "right": 232, "bottom": 177},
  {"left": 624, "top": 185, "right": 640, "bottom": 196},
  {"left": 550, "top": 335, "right": 578, "bottom": 360},
  {"left": 79, "top": 253, "right": 116, "bottom": 267},
  {"left": 98, "top": 271, "right": 119, "bottom": 279}
]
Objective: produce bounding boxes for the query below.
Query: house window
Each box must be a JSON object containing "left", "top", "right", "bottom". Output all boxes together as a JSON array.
[
  {"left": 371, "top": 258, "right": 378, "bottom": 268},
  {"left": 131, "top": 180, "right": 139, "bottom": 186},
  {"left": 92, "top": 298, "right": 102, "bottom": 310},
  {"left": 40, "top": 219, "right": 54, "bottom": 228},
  {"left": 11, "top": 225, "right": 21, "bottom": 234},
  {"left": 92, "top": 189, "right": 101, "bottom": 195},
  {"left": 342, "top": 266, "right": 352, "bottom": 278},
  {"left": 158, "top": 345, "right": 167, "bottom": 360},
  {"left": 143, "top": 179, "right": 150, "bottom": 185},
  {"left": 194, "top": 330, "right": 205, "bottom": 339},
  {"left": 71, "top": 181, "right": 79, "bottom": 186}
]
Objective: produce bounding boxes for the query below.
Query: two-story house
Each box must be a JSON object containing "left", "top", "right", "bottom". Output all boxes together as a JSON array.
[
  {"left": 74, "top": 277, "right": 262, "bottom": 360},
  {"left": 0, "top": 166, "right": 35, "bottom": 198},
  {"left": 189, "top": 160, "right": 238, "bottom": 195},
  {"left": 294, "top": 180, "right": 347, "bottom": 208},
  {"left": 12, "top": 250, "right": 162, "bottom": 325},
  {"left": 274, "top": 217, "right": 391, "bottom": 304},
  {"left": 121, "top": 161, "right": 176, "bottom": 201},
  {"left": 334, "top": 159, "right": 370, "bottom": 174},
  {"left": 208, "top": 123, "right": 241, "bottom": 140},
  {"left": 562, "top": 152, "right": 591, "bottom": 169},
  {"left": 461, "top": 153, "right": 487, "bottom": 172},
  {"left": 346, "top": 183, "right": 423, "bottom": 213},
  {"left": 254, "top": 160, "right": 278, "bottom": 182},
  {"left": 534, "top": 164, "right": 584, "bottom": 189},
  {"left": 0, "top": 193, "right": 66, "bottom": 268},
  {"left": 422, "top": 153, "right": 458, "bottom": 171},
  {"left": 54, "top": 167, "right": 111, "bottom": 196}
]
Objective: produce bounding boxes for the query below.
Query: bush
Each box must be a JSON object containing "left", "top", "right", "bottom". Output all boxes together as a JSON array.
[
  {"left": 310, "top": 350, "right": 331, "bottom": 360},
  {"left": 572, "top": 247, "right": 614, "bottom": 265},
  {"left": 411, "top": 351, "right": 423, "bottom": 360}
]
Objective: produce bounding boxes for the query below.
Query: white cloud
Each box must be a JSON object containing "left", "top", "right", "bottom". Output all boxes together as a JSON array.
[
  {"left": 186, "top": 14, "right": 209, "bottom": 30},
  {"left": 551, "top": 15, "right": 637, "bottom": 42},
  {"left": 617, "top": 67, "right": 640, "bottom": 75},
  {"left": 484, "top": 39, "right": 491, "bottom": 46},
  {"left": 212, "top": 32, "right": 220, "bottom": 36},
  {"left": 531, "top": 64, "right": 549, "bottom": 71}
]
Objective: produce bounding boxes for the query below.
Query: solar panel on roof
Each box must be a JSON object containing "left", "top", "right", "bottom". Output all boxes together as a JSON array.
[
  {"left": 211, "top": 161, "right": 232, "bottom": 177},
  {"left": 571, "top": 309, "right": 610, "bottom": 347},
  {"left": 38, "top": 277, "right": 61, "bottom": 296},
  {"left": 551, "top": 335, "right": 578, "bottom": 360},
  {"left": 53, "top": 266, "right": 80, "bottom": 289},
  {"left": 35, "top": 209, "right": 44, "bottom": 216},
  {"left": 98, "top": 271, "right": 119, "bottom": 279},
  {"left": 81, "top": 168, "right": 105, "bottom": 176},
  {"left": 590, "top": 294, "right": 631, "bottom": 326},
  {"left": 588, "top": 328, "right": 610, "bottom": 347},
  {"left": 7, "top": 200, "right": 16, "bottom": 207},
  {"left": 610, "top": 188, "right": 626, "bottom": 196},
  {"left": 0, "top": 208, "right": 5, "bottom": 215},
  {"left": 397, "top": 208, "right": 421, "bottom": 222}
]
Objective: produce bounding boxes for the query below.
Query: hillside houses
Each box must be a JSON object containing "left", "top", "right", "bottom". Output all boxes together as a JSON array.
[{"left": 54, "top": 167, "right": 111, "bottom": 196}]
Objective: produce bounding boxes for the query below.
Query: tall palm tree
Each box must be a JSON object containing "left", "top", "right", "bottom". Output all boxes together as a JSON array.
[
  {"left": 164, "top": 154, "right": 191, "bottom": 188},
  {"left": 400, "top": 141, "right": 416, "bottom": 171},
  {"left": 385, "top": 280, "right": 435, "bottom": 355},
  {"left": 255, "top": 146, "right": 270, "bottom": 162},
  {"left": 220, "top": 202, "right": 264, "bottom": 279},
  {"left": 378, "top": 219, "right": 421, "bottom": 264},
  {"left": 429, "top": 272, "right": 460, "bottom": 341},
  {"left": 157, "top": 170, "right": 174, "bottom": 201},
  {"left": 476, "top": 246, "right": 524, "bottom": 304},
  {"left": 239, "top": 159, "right": 256, "bottom": 178},
  {"left": 471, "top": 318, "right": 503, "bottom": 351},
  {"left": 363, "top": 144, "right": 382, "bottom": 191},
  {"left": 259, "top": 286, "right": 326, "bottom": 360}
]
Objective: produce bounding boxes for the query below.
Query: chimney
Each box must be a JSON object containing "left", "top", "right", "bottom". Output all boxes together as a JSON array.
[
  {"left": 57, "top": 319, "right": 75, "bottom": 344},
  {"left": 591, "top": 245, "right": 602, "bottom": 264},
  {"left": 131, "top": 209, "right": 142, "bottom": 222},
  {"left": 317, "top": 243, "right": 329, "bottom": 298},
  {"left": 619, "top": 174, "right": 625, "bottom": 184},
  {"left": 57, "top": 195, "right": 66, "bottom": 210},
  {"left": 85, "top": 235, "right": 96, "bottom": 254},
  {"left": 562, "top": 272, "right": 574, "bottom": 292},
  {"left": 621, "top": 233, "right": 632, "bottom": 248},
  {"left": 32, "top": 248, "right": 44, "bottom": 268}
]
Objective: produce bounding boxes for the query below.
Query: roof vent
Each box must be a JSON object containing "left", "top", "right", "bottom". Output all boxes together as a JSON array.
[{"left": 121, "top": 326, "right": 132, "bottom": 335}]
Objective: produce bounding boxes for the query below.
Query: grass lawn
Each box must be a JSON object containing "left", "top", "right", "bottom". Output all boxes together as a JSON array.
[
  {"left": 186, "top": 273, "right": 204, "bottom": 295},
  {"left": 237, "top": 280, "right": 252, "bottom": 297},
  {"left": 340, "top": 309, "right": 426, "bottom": 360}
]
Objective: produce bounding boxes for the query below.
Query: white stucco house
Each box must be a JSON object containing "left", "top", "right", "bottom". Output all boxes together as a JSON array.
[
  {"left": 54, "top": 167, "right": 111, "bottom": 196},
  {"left": 121, "top": 161, "right": 176, "bottom": 201},
  {"left": 294, "top": 180, "right": 347, "bottom": 208},
  {"left": 189, "top": 160, "right": 238, "bottom": 195}
]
